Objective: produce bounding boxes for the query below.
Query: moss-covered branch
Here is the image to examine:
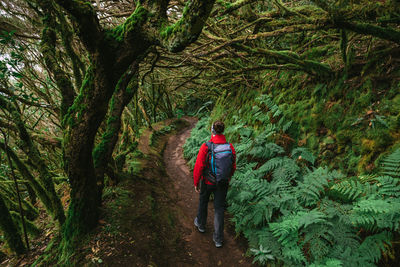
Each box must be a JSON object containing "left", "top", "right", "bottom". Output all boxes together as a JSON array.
[
  {"left": 334, "top": 19, "right": 400, "bottom": 45},
  {"left": 214, "top": 0, "right": 258, "bottom": 16},
  {"left": 200, "top": 22, "right": 329, "bottom": 57},
  {"left": 232, "top": 44, "right": 333, "bottom": 77},
  {"left": 0, "top": 96, "right": 65, "bottom": 226},
  {"left": 0, "top": 141, "right": 54, "bottom": 221},
  {"left": 39, "top": 0, "right": 76, "bottom": 120},
  {"left": 0, "top": 118, "right": 61, "bottom": 148},
  {"left": 159, "top": 0, "right": 216, "bottom": 52},
  {"left": 0, "top": 195, "right": 26, "bottom": 255},
  {"left": 53, "top": 0, "right": 104, "bottom": 54},
  {"left": 56, "top": 8, "right": 86, "bottom": 90},
  {"left": 93, "top": 64, "right": 139, "bottom": 190}
]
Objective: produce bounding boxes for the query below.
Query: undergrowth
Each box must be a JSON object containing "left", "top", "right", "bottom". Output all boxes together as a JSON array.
[{"left": 184, "top": 95, "right": 400, "bottom": 266}]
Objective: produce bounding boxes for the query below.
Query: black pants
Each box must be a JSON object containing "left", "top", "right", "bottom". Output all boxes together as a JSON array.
[{"left": 196, "top": 179, "right": 228, "bottom": 243}]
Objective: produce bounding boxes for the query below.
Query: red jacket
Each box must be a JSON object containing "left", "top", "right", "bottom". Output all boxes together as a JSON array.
[{"left": 193, "top": 134, "right": 236, "bottom": 187}]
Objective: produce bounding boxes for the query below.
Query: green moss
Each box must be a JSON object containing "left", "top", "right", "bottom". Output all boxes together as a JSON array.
[
  {"left": 92, "top": 126, "right": 117, "bottom": 168},
  {"left": 62, "top": 66, "right": 94, "bottom": 128},
  {"left": 160, "top": 19, "right": 184, "bottom": 40},
  {"left": 109, "top": 5, "right": 149, "bottom": 42},
  {"left": 390, "top": 94, "right": 400, "bottom": 112},
  {"left": 10, "top": 211, "right": 41, "bottom": 237}
]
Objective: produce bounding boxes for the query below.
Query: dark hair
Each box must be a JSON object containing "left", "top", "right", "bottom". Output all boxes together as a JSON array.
[{"left": 212, "top": 121, "right": 225, "bottom": 134}]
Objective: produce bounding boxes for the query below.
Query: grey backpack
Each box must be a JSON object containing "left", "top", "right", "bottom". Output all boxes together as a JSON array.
[{"left": 204, "top": 142, "right": 233, "bottom": 185}]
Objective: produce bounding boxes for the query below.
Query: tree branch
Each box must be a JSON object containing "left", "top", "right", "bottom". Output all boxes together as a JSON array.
[
  {"left": 334, "top": 19, "right": 400, "bottom": 45},
  {"left": 53, "top": 0, "right": 104, "bottom": 54},
  {"left": 159, "top": 0, "right": 216, "bottom": 52}
]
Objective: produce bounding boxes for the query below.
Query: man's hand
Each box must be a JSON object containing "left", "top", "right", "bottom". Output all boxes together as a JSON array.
[{"left": 194, "top": 186, "right": 200, "bottom": 193}]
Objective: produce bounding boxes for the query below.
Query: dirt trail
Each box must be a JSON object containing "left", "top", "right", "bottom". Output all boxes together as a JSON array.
[{"left": 164, "top": 117, "right": 253, "bottom": 267}]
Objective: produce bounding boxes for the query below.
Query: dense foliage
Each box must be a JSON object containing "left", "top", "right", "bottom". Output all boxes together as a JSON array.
[
  {"left": 1, "top": 0, "right": 400, "bottom": 265},
  {"left": 184, "top": 96, "right": 400, "bottom": 266}
]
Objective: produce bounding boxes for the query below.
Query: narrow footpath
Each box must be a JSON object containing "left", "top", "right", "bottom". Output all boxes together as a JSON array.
[{"left": 164, "top": 118, "right": 253, "bottom": 267}]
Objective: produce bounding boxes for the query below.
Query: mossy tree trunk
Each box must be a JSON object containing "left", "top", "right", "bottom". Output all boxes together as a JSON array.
[
  {"left": 93, "top": 63, "right": 139, "bottom": 195},
  {"left": 52, "top": 0, "right": 217, "bottom": 252},
  {"left": 0, "top": 195, "right": 26, "bottom": 255}
]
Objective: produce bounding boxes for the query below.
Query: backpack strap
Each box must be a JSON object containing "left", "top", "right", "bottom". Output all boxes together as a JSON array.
[
  {"left": 204, "top": 142, "right": 216, "bottom": 184},
  {"left": 205, "top": 141, "right": 214, "bottom": 169}
]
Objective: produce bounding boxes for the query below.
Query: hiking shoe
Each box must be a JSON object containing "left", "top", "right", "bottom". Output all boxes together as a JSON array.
[
  {"left": 213, "top": 237, "right": 223, "bottom": 248},
  {"left": 194, "top": 218, "right": 205, "bottom": 233}
]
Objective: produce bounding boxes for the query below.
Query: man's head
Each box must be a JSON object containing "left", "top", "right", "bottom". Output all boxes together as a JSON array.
[{"left": 211, "top": 121, "right": 225, "bottom": 135}]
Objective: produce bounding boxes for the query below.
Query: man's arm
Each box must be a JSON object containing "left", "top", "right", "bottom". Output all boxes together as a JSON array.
[{"left": 193, "top": 143, "right": 208, "bottom": 190}]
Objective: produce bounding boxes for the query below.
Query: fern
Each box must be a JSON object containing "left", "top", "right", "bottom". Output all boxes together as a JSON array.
[
  {"left": 329, "top": 220, "right": 360, "bottom": 258},
  {"left": 330, "top": 178, "right": 377, "bottom": 201},
  {"left": 250, "top": 245, "right": 274, "bottom": 265},
  {"left": 351, "top": 197, "right": 400, "bottom": 231},
  {"left": 332, "top": 231, "right": 392, "bottom": 267},
  {"left": 297, "top": 167, "right": 341, "bottom": 207},
  {"left": 256, "top": 157, "right": 287, "bottom": 175},
  {"left": 256, "top": 227, "right": 283, "bottom": 259},
  {"left": 292, "top": 147, "right": 316, "bottom": 165},
  {"left": 248, "top": 143, "right": 285, "bottom": 160},
  {"left": 308, "top": 258, "right": 343, "bottom": 267},
  {"left": 271, "top": 157, "right": 300, "bottom": 181},
  {"left": 379, "top": 148, "right": 400, "bottom": 178},
  {"left": 184, "top": 108, "right": 398, "bottom": 267},
  {"left": 375, "top": 175, "right": 400, "bottom": 197},
  {"left": 356, "top": 231, "right": 391, "bottom": 264},
  {"left": 301, "top": 223, "right": 333, "bottom": 261}
]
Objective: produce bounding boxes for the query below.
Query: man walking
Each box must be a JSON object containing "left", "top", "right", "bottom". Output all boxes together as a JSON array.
[{"left": 193, "top": 120, "right": 236, "bottom": 248}]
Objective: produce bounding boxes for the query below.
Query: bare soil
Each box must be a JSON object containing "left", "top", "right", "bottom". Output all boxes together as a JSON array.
[{"left": 164, "top": 117, "right": 253, "bottom": 267}]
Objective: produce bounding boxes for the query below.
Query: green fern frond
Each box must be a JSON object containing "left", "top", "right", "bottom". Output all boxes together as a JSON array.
[
  {"left": 250, "top": 245, "right": 275, "bottom": 265},
  {"left": 330, "top": 178, "right": 377, "bottom": 201},
  {"left": 256, "top": 227, "right": 283, "bottom": 258},
  {"left": 297, "top": 167, "right": 339, "bottom": 206},
  {"left": 271, "top": 157, "right": 300, "bottom": 181},
  {"left": 356, "top": 231, "right": 391, "bottom": 264},
  {"left": 282, "top": 120, "right": 292, "bottom": 132},
  {"left": 380, "top": 148, "right": 400, "bottom": 178},
  {"left": 257, "top": 157, "right": 286, "bottom": 175},
  {"left": 329, "top": 221, "right": 360, "bottom": 254},
  {"left": 270, "top": 210, "right": 328, "bottom": 243},
  {"left": 376, "top": 176, "right": 400, "bottom": 197},
  {"left": 351, "top": 198, "right": 400, "bottom": 230},
  {"left": 248, "top": 143, "right": 285, "bottom": 160},
  {"left": 292, "top": 147, "right": 316, "bottom": 165},
  {"left": 308, "top": 258, "right": 343, "bottom": 267},
  {"left": 282, "top": 244, "right": 307, "bottom": 264},
  {"left": 301, "top": 223, "right": 333, "bottom": 261}
]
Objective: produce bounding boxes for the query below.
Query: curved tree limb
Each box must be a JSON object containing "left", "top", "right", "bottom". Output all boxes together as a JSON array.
[
  {"left": 53, "top": 0, "right": 104, "bottom": 54},
  {"left": 334, "top": 19, "right": 400, "bottom": 45},
  {"left": 38, "top": 0, "right": 76, "bottom": 120},
  {"left": 159, "top": 0, "right": 216, "bottom": 52}
]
